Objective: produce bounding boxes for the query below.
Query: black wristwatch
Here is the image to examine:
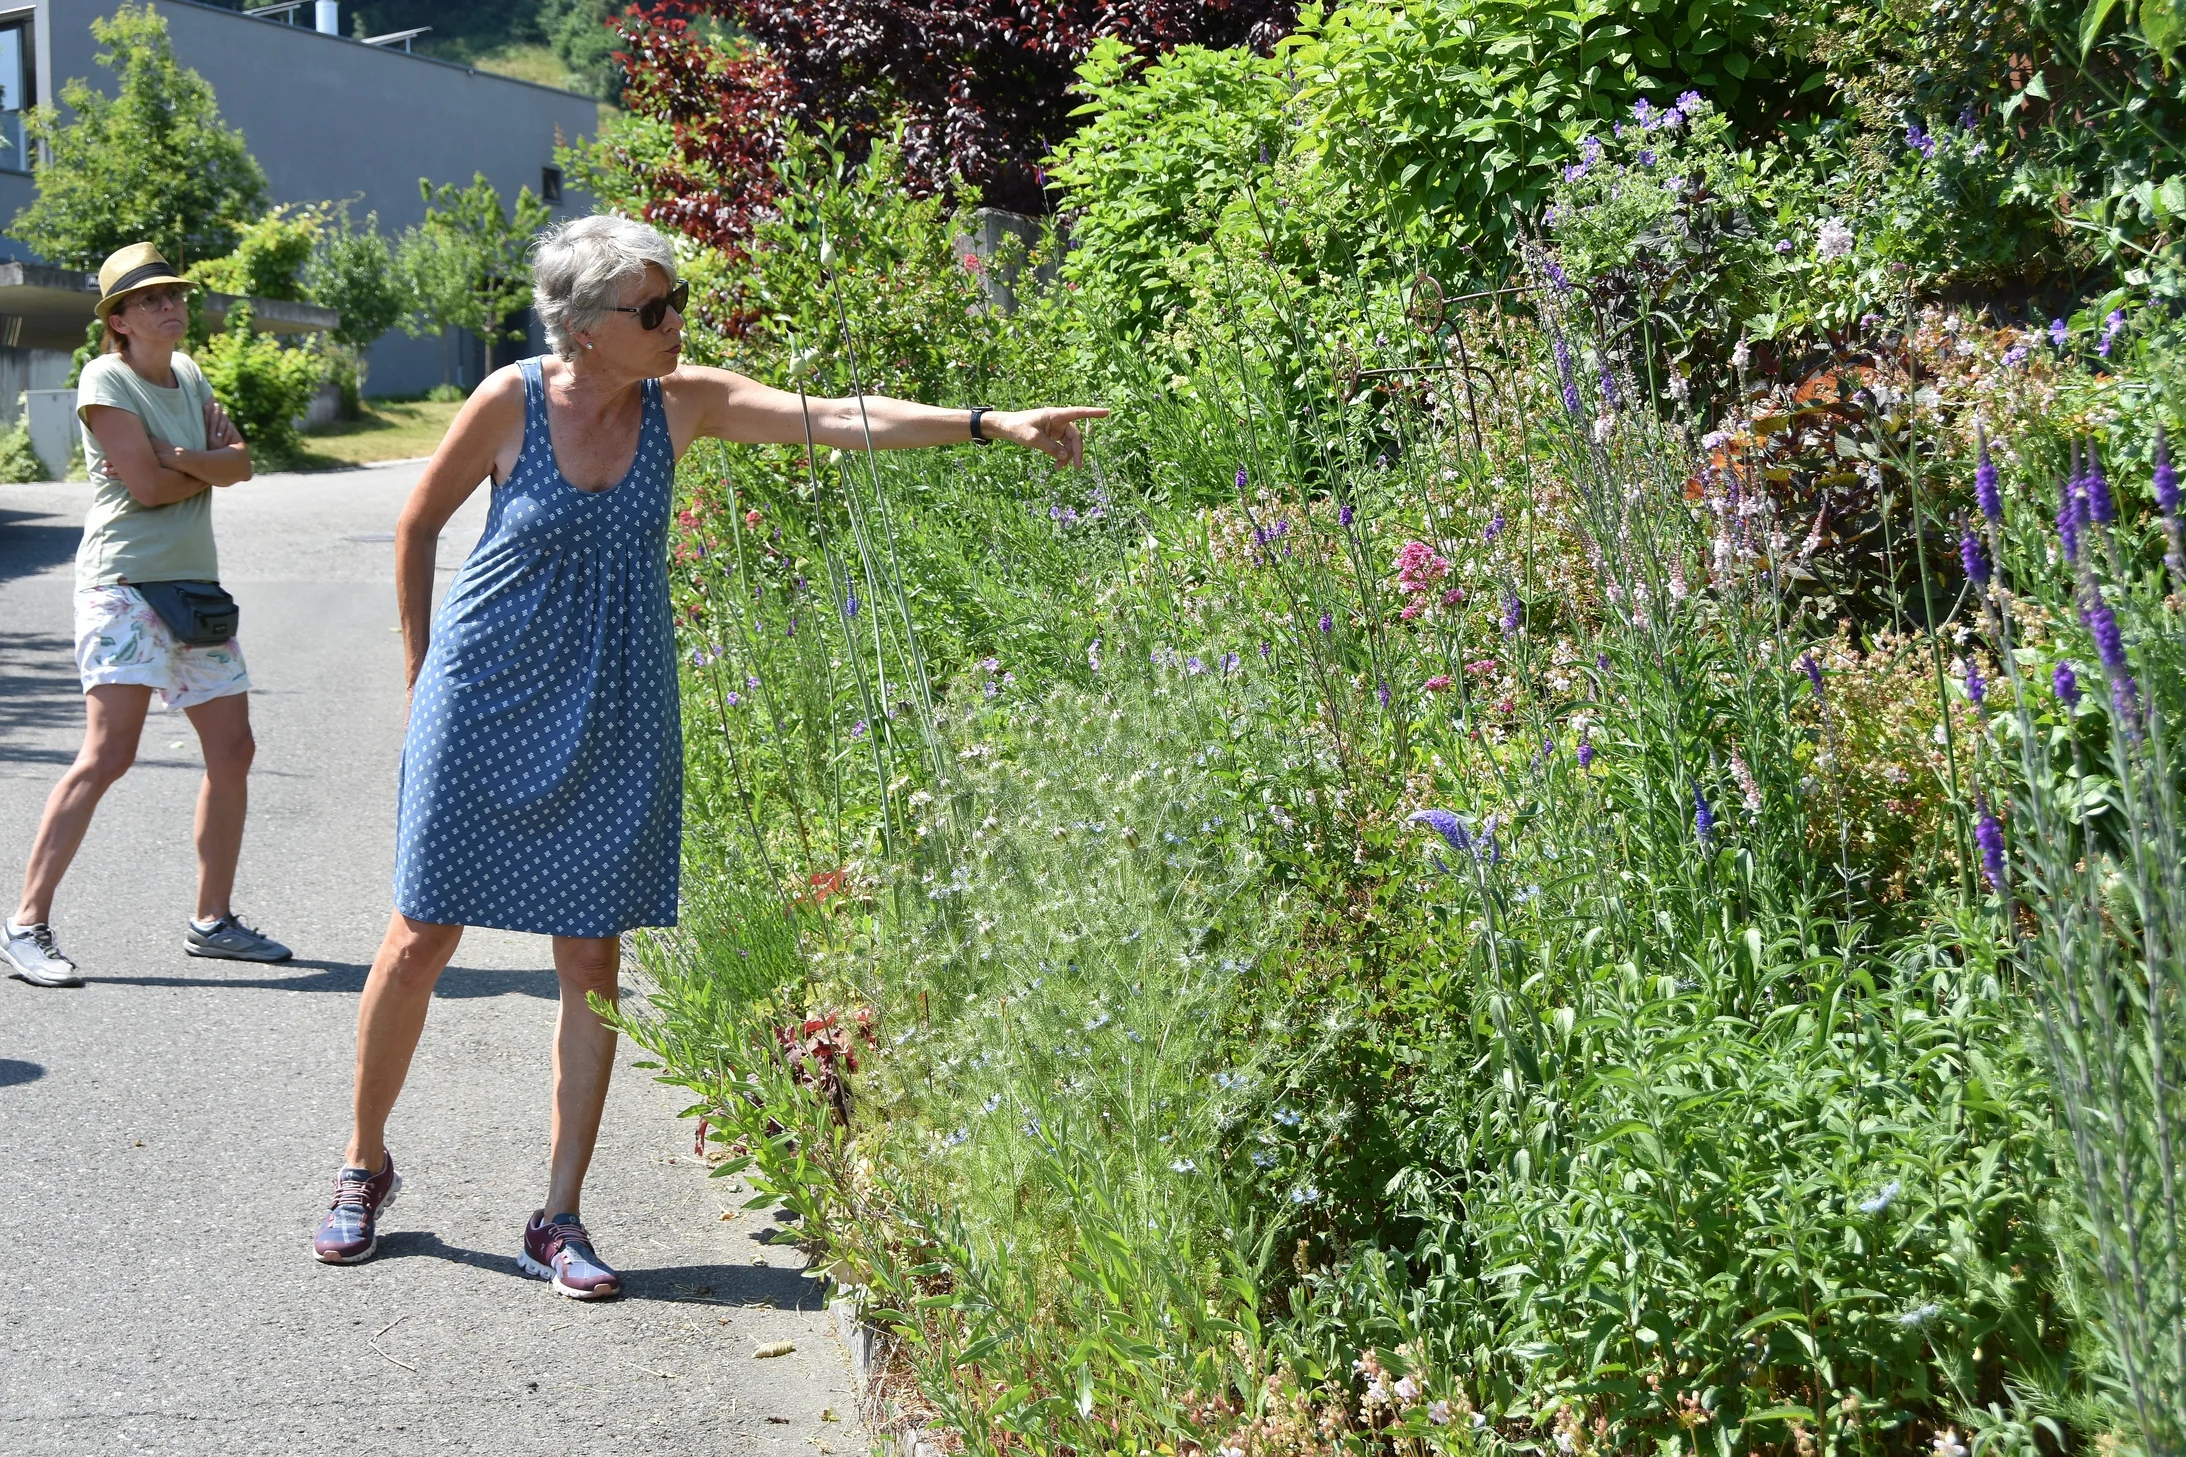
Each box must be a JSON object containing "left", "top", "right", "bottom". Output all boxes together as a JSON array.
[{"left": 970, "top": 406, "right": 992, "bottom": 445}]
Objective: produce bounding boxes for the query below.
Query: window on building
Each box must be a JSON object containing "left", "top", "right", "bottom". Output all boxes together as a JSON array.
[
  {"left": 0, "top": 18, "right": 32, "bottom": 175},
  {"left": 541, "top": 166, "right": 563, "bottom": 204}
]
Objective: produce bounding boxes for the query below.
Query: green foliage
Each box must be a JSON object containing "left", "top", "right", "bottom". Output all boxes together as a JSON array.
[
  {"left": 0, "top": 420, "right": 51, "bottom": 482},
  {"left": 186, "top": 205, "right": 319, "bottom": 302},
  {"left": 302, "top": 206, "right": 410, "bottom": 351},
  {"left": 539, "top": 0, "right": 628, "bottom": 101},
  {"left": 1284, "top": 0, "right": 1825, "bottom": 284},
  {"left": 196, "top": 303, "right": 325, "bottom": 464},
  {"left": 1047, "top": 41, "right": 1291, "bottom": 334},
  {"left": 396, "top": 173, "right": 553, "bottom": 353},
  {"left": 9, "top": 2, "right": 268, "bottom": 270}
]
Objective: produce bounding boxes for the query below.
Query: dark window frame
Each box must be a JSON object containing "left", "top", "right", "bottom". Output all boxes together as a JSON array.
[
  {"left": 0, "top": 13, "right": 35, "bottom": 177},
  {"left": 540, "top": 166, "right": 563, "bottom": 204}
]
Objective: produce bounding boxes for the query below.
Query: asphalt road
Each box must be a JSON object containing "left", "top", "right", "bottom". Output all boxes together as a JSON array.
[{"left": 0, "top": 461, "right": 859, "bottom": 1455}]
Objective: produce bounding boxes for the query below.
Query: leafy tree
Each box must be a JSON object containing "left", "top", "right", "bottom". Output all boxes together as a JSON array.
[
  {"left": 304, "top": 206, "right": 411, "bottom": 351},
  {"left": 397, "top": 173, "right": 553, "bottom": 381},
  {"left": 9, "top": 2, "right": 268, "bottom": 270},
  {"left": 187, "top": 205, "right": 320, "bottom": 302},
  {"left": 540, "top": 0, "right": 633, "bottom": 101}
]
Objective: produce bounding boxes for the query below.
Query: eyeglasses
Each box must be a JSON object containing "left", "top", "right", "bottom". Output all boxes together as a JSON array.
[
  {"left": 605, "top": 281, "right": 688, "bottom": 331},
  {"left": 127, "top": 287, "right": 187, "bottom": 313}
]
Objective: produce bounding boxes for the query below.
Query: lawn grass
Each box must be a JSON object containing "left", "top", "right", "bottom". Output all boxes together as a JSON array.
[{"left": 289, "top": 398, "right": 461, "bottom": 472}]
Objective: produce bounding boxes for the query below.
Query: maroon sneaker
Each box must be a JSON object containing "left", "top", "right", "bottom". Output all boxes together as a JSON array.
[
  {"left": 312, "top": 1153, "right": 400, "bottom": 1264},
  {"left": 519, "top": 1210, "right": 623, "bottom": 1300}
]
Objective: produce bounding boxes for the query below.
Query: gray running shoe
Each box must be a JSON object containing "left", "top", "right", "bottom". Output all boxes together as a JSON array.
[
  {"left": 184, "top": 913, "right": 291, "bottom": 962},
  {"left": 4, "top": 919, "right": 83, "bottom": 988}
]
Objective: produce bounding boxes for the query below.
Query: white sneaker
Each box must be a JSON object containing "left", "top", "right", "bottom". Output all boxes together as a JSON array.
[{"left": 4, "top": 919, "right": 83, "bottom": 988}]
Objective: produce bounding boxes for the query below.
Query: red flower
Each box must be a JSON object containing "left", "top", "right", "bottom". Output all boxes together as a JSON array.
[{"left": 1424, "top": 674, "right": 1453, "bottom": 692}]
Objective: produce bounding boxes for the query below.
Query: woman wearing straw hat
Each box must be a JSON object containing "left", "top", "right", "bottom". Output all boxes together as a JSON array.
[
  {"left": 3, "top": 243, "right": 292, "bottom": 989},
  {"left": 310, "top": 214, "right": 1102, "bottom": 1296}
]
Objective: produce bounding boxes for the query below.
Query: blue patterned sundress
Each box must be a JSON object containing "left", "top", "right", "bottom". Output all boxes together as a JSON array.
[{"left": 393, "top": 356, "right": 681, "bottom": 937}]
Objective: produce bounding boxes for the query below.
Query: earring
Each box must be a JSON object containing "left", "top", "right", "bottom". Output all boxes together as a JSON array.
[{"left": 584, "top": 342, "right": 594, "bottom": 351}]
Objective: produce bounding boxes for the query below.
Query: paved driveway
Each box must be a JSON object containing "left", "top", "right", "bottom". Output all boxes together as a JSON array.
[{"left": 0, "top": 463, "right": 857, "bottom": 1455}]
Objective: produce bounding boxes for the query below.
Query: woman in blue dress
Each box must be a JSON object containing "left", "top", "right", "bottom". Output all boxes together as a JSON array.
[{"left": 312, "top": 215, "right": 1103, "bottom": 1295}]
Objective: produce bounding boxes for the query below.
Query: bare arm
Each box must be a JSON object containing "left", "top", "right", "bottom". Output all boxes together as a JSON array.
[
  {"left": 83, "top": 405, "right": 219, "bottom": 507},
  {"left": 151, "top": 399, "right": 253, "bottom": 487},
  {"left": 394, "top": 369, "right": 526, "bottom": 695},
  {"left": 667, "top": 366, "right": 1107, "bottom": 467}
]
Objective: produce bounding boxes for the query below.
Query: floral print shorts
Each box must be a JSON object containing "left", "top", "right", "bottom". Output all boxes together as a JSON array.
[{"left": 74, "top": 585, "right": 250, "bottom": 711}]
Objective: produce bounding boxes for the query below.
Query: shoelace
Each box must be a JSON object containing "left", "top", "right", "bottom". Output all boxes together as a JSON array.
[
  {"left": 546, "top": 1218, "right": 596, "bottom": 1262},
  {"left": 330, "top": 1172, "right": 375, "bottom": 1212},
  {"left": 21, "top": 924, "right": 70, "bottom": 962}
]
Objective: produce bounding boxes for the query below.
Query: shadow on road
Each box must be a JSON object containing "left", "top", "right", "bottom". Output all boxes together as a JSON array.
[
  {"left": 88, "top": 959, "right": 564, "bottom": 999},
  {"left": 0, "top": 507, "right": 79, "bottom": 578},
  {"left": 0, "top": 1057, "right": 46, "bottom": 1088},
  {"left": 371, "top": 1229, "right": 825, "bottom": 1308},
  {"left": 0, "top": 630, "right": 86, "bottom": 756}
]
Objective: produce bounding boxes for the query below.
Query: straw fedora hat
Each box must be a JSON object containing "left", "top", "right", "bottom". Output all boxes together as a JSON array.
[{"left": 94, "top": 242, "right": 193, "bottom": 318}]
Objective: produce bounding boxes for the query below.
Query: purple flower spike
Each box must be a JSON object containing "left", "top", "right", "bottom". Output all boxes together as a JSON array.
[
  {"left": 1975, "top": 433, "right": 2002, "bottom": 522},
  {"left": 1500, "top": 593, "right": 1523, "bottom": 636},
  {"left": 1552, "top": 331, "right": 1582, "bottom": 418},
  {"left": 1545, "top": 259, "right": 1572, "bottom": 294},
  {"left": 1318, "top": 611, "right": 1333, "bottom": 634},
  {"left": 1694, "top": 786, "right": 1715, "bottom": 842},
  {"left": 2156, "top": 427, "right": 2180, "bottom": 516},
  {"left": 2084, "top": 445, "right": 2115, "bottom": 525},
  {"left": 1577, "top": 739, "right": 1596, "bottom": 770},
  {"left": 1235, "top": 465, "right": 1248, "bottom": 492},
  {"left": 2049, "top": 318, "right": 2068, "bottom": 349},
  {"left": 2058, "top": 459, "right": 2083, "bottom": 564},
  {"left": 2087, "top": 600, "right": 2127, "bottom": 676},
  {"left": 1597, "top": 652, "right": 1612, "bottom": 673},
  {"left": 1974, "top": 800, "right": 2006, "bottom": 890},
  {"left": 1485, "top": 510, "right": 1504, "bottom": 543},
  {"left": 1408, "top": 808, "right": 1471, "bottom": 855},
  {"left": 1339, "top": 503, "right": 1355, "bottom": 527},
  {"left": 1960, "top": 531, "right": 1990, "bottom": 586},
  {"left": 1801, "top": 653, "right": 1826, "bottom": 701},
  {"left": 2054, "top": 661, "right": 2082, "bottom": 707},
  {"left": 2113, "top": 674, "right": 2143, "bottom": 733},
  {"left": 1966, "top": 662, "right": 1987, "bottom": 706},
  {"left": 845, "top": 590, "right": 860, "bottom": 619},
  {"left": 1377, "top": 682, "right": 1391, "bottom": 707}
]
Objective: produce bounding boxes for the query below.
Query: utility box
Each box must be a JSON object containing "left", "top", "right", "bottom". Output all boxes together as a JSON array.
[{"left": 25, "top": 388, "right": 75, "bottom": 481}]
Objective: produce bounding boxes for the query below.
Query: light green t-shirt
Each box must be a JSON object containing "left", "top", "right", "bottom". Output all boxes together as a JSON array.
[{"left": 74, "top": 350, "right": 219, "bottom": 592}]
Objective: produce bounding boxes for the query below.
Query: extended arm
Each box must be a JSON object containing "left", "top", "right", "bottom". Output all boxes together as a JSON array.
[
  {"left": 83, "top": 405, "right": 219, "bottom": 507},
  {"left": 394, "top": 371, "right": 526, "bottom": 695},
  {"left": 672, "top": 367, "right": 1107, "bottom": 468}
]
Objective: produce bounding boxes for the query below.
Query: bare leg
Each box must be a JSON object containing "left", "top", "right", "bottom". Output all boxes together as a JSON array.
[
  {"left": 543, "top": 935, "right": 622, "bottom": 1217},
  {"left": 14, "top": 685, "right": 152, "bottom": 926},
  {"left": 181, "top": 692, "right": 253, "bottom": 923},
  {"left": 344, "top": 912, "right": 464, "bottom": 1171}
]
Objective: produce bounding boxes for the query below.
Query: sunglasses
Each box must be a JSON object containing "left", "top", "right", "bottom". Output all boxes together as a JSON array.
[
  {"left": 126, "top": 287, "right": 188, "bottom": 312},
  {"left": 605, "top": 281, "right": 689, "bottom": 331}
]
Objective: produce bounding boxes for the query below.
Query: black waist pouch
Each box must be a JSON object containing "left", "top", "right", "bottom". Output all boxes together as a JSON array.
[{"left": 135, "top": 581, "right": 240, "bottom": 647}]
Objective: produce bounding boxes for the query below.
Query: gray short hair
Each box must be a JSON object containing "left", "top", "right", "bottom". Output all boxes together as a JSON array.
[{"left": 530, "top": 215, "right": 679, "bottom": 359}]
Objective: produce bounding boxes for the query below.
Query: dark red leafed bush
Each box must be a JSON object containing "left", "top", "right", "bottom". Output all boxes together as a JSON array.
[{"left": 612, "top": 0, "right": 1297, "bottom": 250}]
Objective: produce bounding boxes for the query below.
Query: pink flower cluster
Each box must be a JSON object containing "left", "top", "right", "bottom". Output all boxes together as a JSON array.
[{"left": 1393, "top": 540, "right": 1453, "bottom": 623}]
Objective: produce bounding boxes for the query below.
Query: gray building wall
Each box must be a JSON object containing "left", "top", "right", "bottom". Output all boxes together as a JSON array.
[{"left": 0, "top": 0, "right": 597, "bottom": 394}]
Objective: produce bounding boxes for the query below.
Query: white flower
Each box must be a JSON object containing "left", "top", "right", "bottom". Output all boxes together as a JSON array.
[
  {"left": 1816, "top": 217, "right": 1856, "bottom": 259},
  {"left": 1394, "top": 1374, "right": 1420, "bottom": 1402},
  {"left": 1898, "top": 1302, "right": 1942, "bottom": 1327},
  {"left": 1428, "top": 1399, "right": 1453, "bottom": 1426},
  {"left": 1730, "top": 339, "right": 1751, "bottom": 370},
  {"left": 1170, "top": 1157, "right": 1196, "bottom": 1173},
  {"left": 1859, "top": 1179, "right": 1902, "bottom": 1214},
  {"left": 1667, "top": 371, "right": 1690, "bottom": 401},
  {"left": 1363, "top": 1374, "right": 1393, "bottom": 1409},
  {"left": 1932, "top": 1429, "right": 1968, "bottom": 1457}
]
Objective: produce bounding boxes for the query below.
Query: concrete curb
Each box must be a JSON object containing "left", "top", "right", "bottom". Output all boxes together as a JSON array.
[{"left": 830, "top": 1291, "right": 948, "bottom": 1457}]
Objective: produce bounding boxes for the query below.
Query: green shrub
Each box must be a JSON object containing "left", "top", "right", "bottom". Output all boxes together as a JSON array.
[
  {"left": 196, "top": 302, "right": 324, "bottom": 463},
  {"left": 1285, "top": 0, "right": 1827, "bottom": 283},
  {"left": 1047, "top": 40, "right": 1291, "bottom": 334},
  {"left": 0, "top": 419, "right": 50, "bottom": 482}
]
